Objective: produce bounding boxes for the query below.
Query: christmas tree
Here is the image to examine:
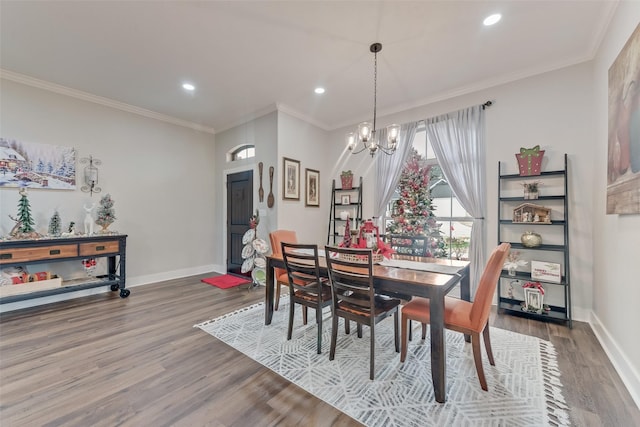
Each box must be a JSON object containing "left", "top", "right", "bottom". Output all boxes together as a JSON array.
[
  {"left": 95, "top": 194, "right": 116, "bottom": 229},
  {"left": 49, "top": 210, "right": 62, "bottom": 236},
  {"left": 17, "top": 189, "right": 35, "bottom": 233},
  {"left": 386, "top": 148, "right": 446, "bottom": 258}
]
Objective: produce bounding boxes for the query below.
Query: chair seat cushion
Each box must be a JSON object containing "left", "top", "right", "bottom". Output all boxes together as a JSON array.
[{"left": 401, "top": 296, "right": 475, "bottom": 331}]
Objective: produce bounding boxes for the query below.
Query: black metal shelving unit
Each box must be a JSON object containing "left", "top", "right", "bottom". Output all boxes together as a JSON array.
[
  {"left": 327, "top": 177, "right": 362, "bottom": 245},
  {"left": 497, "top": 154, "right": 572, "bottom": 327}
]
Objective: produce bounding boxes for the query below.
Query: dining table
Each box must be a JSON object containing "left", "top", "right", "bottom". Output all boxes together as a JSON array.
[{"left": 264, "top": 251, "right": 470, "bottom": 403}]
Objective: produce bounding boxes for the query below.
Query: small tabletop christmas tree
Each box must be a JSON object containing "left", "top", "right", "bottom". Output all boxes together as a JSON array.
[
  {"left": 17, "top": 188, "right": 35, "bottom": 233},
  {"left": 95, "top": 194, "right": 116, "bottom": 232},
  {"left": 386, "top": 148, "right": 446, "bottom": 258},
  {"left": 49, "top": 210, "right": 62, "bottom": 237}
]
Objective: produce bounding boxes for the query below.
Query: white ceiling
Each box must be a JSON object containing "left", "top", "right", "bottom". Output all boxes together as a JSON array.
[{"left": 0, "top": 1, "right": 617, "bottom": 134}]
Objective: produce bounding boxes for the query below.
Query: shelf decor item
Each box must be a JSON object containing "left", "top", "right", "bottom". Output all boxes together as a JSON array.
[
  {"left": 516, "top": 145, "right": 545, "bottom": 176},
  {"left": 522, "top": 282, "right": 544, "bottom": 314},
  {"left": 531, "top": 260, "right": 562, "bottom": 283},
  {"left": 522, "top": 181, "right": 541, "bottom": 199},
  {"left": 520, "top": 231, "right": 542, "bottom": 247},
  {"left": 503, "top": 250, "right": 528, "bottom": 276},
  {"left": 512, "top": 203, "right": 552, "bottom": 223},
  {"left": 340, "top": 170, "right": 353, "bottom": 189}
]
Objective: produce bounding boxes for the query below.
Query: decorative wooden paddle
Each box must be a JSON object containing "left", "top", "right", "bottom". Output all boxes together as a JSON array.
[
  {"left": 258, "top": 162, "right": 264, "bottom": 202},
  {"left": 267, "top": 166, "right": 275, "bottom": 208}
]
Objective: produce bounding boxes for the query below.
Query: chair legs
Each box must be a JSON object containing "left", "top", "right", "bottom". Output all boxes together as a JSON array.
[
  {"left": 471, "top": 331, "right": 488, "bottom": 391},
  {"left": 401, "top": 318, "right": 426, "bottom": 363},
  {"left": 275, "top": 281, "right": 283, "bottom": 311},
  {"left": 482, "top": 323, "right": 495, "bottom": 365},
  {"left": 329, "top": 311, "right": 338, "bottom": 361}
]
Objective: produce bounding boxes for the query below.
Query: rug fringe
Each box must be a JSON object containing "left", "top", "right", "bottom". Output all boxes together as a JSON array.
[
  {"left": 194, "top": 302, "right": 265, "bottom": 328},
  {"left": 539, "top": 339, "right": 572, "bottom": 426}
]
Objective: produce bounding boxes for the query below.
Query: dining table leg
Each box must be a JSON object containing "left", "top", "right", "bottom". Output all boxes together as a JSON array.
[
  {"left": 430, "top": 293, "right": 447, "bottom": 403},
  {"left": 265, "top": 258, "right": 275, "bottom": 325}
]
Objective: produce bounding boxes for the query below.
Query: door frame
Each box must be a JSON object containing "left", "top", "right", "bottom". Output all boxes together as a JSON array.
[{"left": 222, "top": 164, "right": 254, "bottom": 273}]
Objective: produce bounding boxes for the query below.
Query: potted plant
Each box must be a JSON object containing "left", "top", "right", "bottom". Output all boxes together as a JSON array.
[
  {"left": 522, "top": 181, "right": 541, "bottom": 199},
  {"left": 340, "top": 170, "right": 354, "bottom": 189}
]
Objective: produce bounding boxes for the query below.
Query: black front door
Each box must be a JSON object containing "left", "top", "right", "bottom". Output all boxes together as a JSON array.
[{"left": 227, "top": 170, "right": 253, "bottom": 277}]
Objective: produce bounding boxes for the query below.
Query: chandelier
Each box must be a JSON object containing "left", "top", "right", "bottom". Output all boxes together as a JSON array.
[{"left": 346, "top": 43, "right": 400, "bottom": 157}]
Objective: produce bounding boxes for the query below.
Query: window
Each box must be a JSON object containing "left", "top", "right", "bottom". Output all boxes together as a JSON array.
[
  {"left": 383, "top": 127, "right": 472, "bottom": 260},
  {"left": 230, "top": 145, "right": 255, "bottom": 161}
]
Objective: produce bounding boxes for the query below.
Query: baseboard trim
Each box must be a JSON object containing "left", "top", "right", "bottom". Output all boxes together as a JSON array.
[{"left": 590, "top": 311, "right": 640, "bottom": 410}]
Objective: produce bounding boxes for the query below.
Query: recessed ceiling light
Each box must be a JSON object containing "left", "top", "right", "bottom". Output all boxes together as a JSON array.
[
  {"left": 483, "top": 13, "right": 501, "bottom": 26},
  {"left": 182, "top": 83, "right": 195, "bottom": 91},
  {"left": 314, "top": 87, "right": 325, "bottom": 94}
]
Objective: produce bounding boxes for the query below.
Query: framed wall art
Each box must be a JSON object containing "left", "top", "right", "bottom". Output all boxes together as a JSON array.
[
  {"left": 282, "top": 157, "right": 300, "bottom": 200},
  {"left": 305, "top": 168, "right": 319, "bottom": 207},
  {"left": 607, "top": 22, "right": 640, "bottom": 214},
  {"left": 341, "top": 195, "right": 351, "bottom": 205},
  {"left": 0, "top": 137, "right": 76, "bottom": 189}
]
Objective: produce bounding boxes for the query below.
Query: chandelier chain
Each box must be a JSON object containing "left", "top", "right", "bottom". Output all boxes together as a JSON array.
[{"left": 373, "top": 49, "right": 377, "bottom": 133}]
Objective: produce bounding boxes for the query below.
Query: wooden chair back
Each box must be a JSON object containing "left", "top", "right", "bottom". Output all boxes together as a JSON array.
[
  {"left": 325, "top": 246, "right": 375, "bottom": 319},
  {"left": 281, "top": 243, "right": 324, "bottom": 297}
]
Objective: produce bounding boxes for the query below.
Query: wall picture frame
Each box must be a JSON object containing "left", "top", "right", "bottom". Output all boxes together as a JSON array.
[
  {"left": 282, "top": 157, "right": 300, "bottom": 200},
  {"left": 341, "top": 195, "right": 351, "bottom": 205},
  {"left": 0, "top": 137, "right": 76, "bottom": 189},
  {"left": 607, "top": 22, "right": 640, "bottom": 214},
  {"left": 305, "top": 168, "right": 320, "bottom": 207}
]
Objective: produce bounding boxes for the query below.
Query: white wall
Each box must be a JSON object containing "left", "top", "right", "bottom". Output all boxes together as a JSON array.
[
  {"left": 276, "top": 111, "right": 329, "bottom": 245},
  {"left": 1, "top": 78, "right": 217, "bottom": 309},
  {"left": 328, "top": 62, "right": 596, "bottom": 320},
  {"left": 592, "top": 1, "right": 640, "bottom": 407},
  {"left": 212, "top": 111, "right": 278, "bottom": 269}
]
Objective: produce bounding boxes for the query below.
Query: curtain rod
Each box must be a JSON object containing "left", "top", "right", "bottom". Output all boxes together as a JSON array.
[{"left": 481, "top": 100, "right": 493, "bottom": 110}]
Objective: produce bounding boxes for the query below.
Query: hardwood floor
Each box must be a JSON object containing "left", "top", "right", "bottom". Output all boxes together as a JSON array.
[{"left": 1, "top": 274, "right": 638, "bottom": 426}]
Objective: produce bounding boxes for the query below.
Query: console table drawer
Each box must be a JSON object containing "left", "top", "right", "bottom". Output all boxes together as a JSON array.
[
  {"left": 0, "top": 245, "right": 78, "bottom": 264},
  {"left": 79, "top": 241, "right": 120, "bottom": 256}
]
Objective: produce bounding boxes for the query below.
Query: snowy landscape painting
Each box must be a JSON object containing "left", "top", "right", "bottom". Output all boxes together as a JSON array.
[{"left": 0, "top": 137, "right": 76, "bottom": 189}]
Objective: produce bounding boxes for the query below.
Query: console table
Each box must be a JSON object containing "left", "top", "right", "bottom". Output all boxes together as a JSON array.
[{"left": 0, "top": 234, "right": 128, "bottom": 303}]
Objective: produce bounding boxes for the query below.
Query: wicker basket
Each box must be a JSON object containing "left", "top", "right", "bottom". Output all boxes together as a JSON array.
[{"left": 338, "top": 252, "right": 383, "bottom": 264}]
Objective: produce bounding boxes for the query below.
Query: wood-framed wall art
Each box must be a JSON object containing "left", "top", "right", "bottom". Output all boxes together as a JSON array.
[
  {"left": 0, "top": 137, "right": 76, "bottom": 189},
  {"left": 282, "top": 157, "right": 300, "bottom": 200},
  {"left": 607, "top": 22, "right": 640, "bottom": 214},
  {"left": 305, "top": 168, "right": 320, "bottom": 207}
]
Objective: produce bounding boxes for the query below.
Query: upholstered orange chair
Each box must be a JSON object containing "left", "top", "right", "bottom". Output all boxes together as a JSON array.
[
  {"left": 400, "top": 243, "right": 511, "bottom": 391},
  {"left": 268, "top": 230, "right": 298, "bottom": 311}
]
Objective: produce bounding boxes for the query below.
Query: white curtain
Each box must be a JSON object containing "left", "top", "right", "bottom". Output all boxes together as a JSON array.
[
  {"left": 374, "top": 122, "right": 419, "bottom": 222},
  {"left": 426, "top": 105, "right": 487, "bottom": 296}
]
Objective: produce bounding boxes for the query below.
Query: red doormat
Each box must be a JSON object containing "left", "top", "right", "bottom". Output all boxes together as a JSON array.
[{"left": 201, "top": 274, "right": 251, "bottom": 289}]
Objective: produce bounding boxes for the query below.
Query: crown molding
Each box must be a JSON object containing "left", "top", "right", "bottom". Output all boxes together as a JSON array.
[
  {"left": 0, "top": 69, "right": 216, "bottom": 135},
  {"left": 275, "top": 103, "right": 330, "bottom": 131}
]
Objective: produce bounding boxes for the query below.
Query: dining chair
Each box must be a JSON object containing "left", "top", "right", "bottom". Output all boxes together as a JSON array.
[
  {"left": 325, "top": 246, "right": 400, "bottom": 380},
  {"left": 399, "top": 242, "right": 511, "bottom": 391},
  {"left": 281, "top": 242, "right": 332, "bottom": 354},
  {"left": 268, "top": 230, "right": 298, "bottom": 312}
]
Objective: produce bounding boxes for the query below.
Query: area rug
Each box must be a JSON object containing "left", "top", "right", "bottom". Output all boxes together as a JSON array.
[
  {"left": 195, "top": 301, "right": 571, "bottom": 426},
  {"left": 200, "top": 274, "right": 251, "bottom": 289}
]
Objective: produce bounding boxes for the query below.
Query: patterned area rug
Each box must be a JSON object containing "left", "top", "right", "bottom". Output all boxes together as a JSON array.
[{"left": 195, "top": 301, "right": 570, "bottom": 426}]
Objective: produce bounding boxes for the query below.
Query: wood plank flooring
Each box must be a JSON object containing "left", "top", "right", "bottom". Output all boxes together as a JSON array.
[{"left": 1, "top": 274, "right": 639, "bottom": 426}]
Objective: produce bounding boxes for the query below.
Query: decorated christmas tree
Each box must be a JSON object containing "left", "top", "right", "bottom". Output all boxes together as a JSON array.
[
  {"left": 95, "top": 194, "right": 116, "bottom": 230},
  {"left": 17, "top": 189, "right": 35, "bottom": 233},
  {"left": 49, "top": 210, "right": 62, "bottom": 236},
  {"left": 386, "top": 148, "right": 446, "bottom": 258}
]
